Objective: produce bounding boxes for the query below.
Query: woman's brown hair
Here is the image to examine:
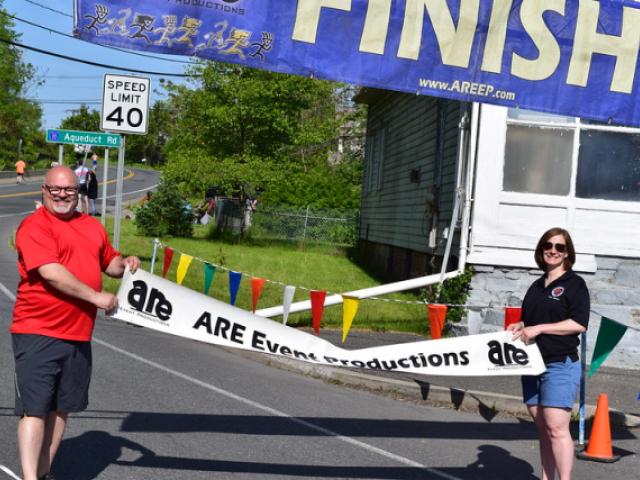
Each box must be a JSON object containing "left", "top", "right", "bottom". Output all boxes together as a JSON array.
[{"left": 534, "top": 227, "right": 576, "bottom": 271}]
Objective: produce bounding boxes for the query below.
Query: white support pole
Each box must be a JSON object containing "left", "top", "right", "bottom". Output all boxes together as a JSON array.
[
  {"left": 579, "top": 331, "right": 587, "bottom": 445},
  {"left": 58, "top": 145, "right": 64, "bottom": 166},
  {"left": 150, "top": 238, "right": 160, "bottom": 274},
  {"left": 113, "top": 137, "right": 125, "bottom": 250},
  {"left": 101, "top": 149, "right": 109, "bottom": 225},
  {"left": 255, "top": 269, "right": 462, "bottom": 318}
]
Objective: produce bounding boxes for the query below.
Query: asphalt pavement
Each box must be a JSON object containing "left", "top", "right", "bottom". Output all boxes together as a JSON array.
[{"left": 234, "top": 328, "right": 640, "bottom": 428}]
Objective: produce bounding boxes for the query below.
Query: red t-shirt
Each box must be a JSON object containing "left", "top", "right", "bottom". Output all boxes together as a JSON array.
[{"left": 11, "top": 208, "right": 120, "bottom": 341}]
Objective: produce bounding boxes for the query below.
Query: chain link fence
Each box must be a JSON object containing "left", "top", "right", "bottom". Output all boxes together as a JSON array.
[{"left": 250, "top": 205, "right": 359, "bottom": 246}]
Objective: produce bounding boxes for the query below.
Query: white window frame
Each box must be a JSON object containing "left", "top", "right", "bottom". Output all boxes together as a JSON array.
[{"left": 469, "top": 105, "right": 640, "bottom": 270}]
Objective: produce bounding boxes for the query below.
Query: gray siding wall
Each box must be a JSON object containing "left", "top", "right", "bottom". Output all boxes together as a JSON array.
[{"left": 359, "top": 91, "right": 461, "bottom": 256}]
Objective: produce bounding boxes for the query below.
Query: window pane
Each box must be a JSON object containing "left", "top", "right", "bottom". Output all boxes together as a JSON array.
[
  {"left": 576, "top": 130, "right": 640, "bottom": 201},
  {"left": 503, "top": 125, "right": 573, "bottom": 195},
  {"left": 507, "top": 108, "right": 575, "bottom": 124}
]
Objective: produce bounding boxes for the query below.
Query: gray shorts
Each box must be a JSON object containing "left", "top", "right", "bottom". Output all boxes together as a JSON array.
[{"left": 12, "top": 334, "right": 92, "bottom": 416}]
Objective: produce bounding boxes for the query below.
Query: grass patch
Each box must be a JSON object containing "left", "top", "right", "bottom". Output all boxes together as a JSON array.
[{"left": 103, "top": 219, "right": 431, "bottom": 335}]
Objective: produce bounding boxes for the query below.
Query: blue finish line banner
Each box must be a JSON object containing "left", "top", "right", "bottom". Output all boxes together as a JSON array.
[{"left": 74, "top": 0, "right": 640, "bottom": 126}]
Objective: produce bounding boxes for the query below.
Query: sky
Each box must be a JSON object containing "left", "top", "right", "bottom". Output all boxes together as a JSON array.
[{"left": 5, "top": 0, "right": 193, "bottom": 129}]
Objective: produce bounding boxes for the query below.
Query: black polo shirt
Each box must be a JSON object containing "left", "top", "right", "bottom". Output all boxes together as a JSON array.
[{"left": 521, "top": 270, "right": 590, "bottom": 364}]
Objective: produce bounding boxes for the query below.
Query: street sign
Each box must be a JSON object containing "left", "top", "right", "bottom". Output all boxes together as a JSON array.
[
  {"left": 101, "top": 74, "right": 150, "bottom": 135},
  {"left": 46, "top": 129, "right": 122, "bottom": 148}
]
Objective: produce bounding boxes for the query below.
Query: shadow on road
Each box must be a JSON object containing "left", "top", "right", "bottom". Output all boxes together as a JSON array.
[
  {"left": 55, "top": 430, "right": 538, "bottom": 480},
  {"left": 119, "top": 412, "right": 637, "bottom": 441}
]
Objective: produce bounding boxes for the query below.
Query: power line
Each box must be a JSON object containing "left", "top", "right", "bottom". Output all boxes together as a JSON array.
[
  {"left": 28, "top": 99, "right": 101, "bottom": 104},
  {"left": 0, "top": 10, "right": 201, "bottom": 66},
  {"left": 20, "top": 0, "right": 72, "bottom": 18},
  {"left": 0, "top": 36, "right": 200, "bottom": 77}
]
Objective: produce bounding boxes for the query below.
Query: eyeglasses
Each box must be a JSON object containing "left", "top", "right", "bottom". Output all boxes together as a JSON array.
[
  {"left": 43, "top": 184, "right": 79, "bottom": 196},
  {"left": 542, "top": 242, "right": 567, "bottom": 253}
]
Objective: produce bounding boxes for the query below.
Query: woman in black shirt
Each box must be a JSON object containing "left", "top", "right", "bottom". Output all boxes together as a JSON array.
[{"left": 509, "top": 227, "right": 589, "bottom": 480}]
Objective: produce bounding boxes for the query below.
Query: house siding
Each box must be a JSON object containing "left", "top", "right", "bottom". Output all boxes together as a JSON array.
[{"left": 357, "top": 90, "right": 462, "bottom": 280}]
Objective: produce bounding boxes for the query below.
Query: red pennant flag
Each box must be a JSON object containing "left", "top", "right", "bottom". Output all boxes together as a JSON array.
[
  {"left": 251, "top": 277, "right": 266, "bottom": 313},
  {"left": 504, "top": 307, "right": 522, "bottom": 330},
  {"left": 310, "top": 290, "right": 327, "bottom": 336},
  {"left": 163, "top": 247, "right": 174, "bottom": 278},
  {"left": 427, "top": 304, "right": 447, "bottom": 339}
]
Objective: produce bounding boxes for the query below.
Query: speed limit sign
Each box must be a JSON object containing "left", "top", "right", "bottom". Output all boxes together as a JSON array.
[{"left": 101, "top": 74, "right": 150, "bottom": 135}]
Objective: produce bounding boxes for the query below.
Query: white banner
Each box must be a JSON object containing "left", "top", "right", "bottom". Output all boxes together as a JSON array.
[{"left": 113, "top": 270, "right": 545, "bottom": 376}]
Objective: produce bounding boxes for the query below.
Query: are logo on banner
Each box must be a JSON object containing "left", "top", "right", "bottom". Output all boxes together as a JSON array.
[{"left": 128, "top": 280, "right": 173, "bottom": 321}]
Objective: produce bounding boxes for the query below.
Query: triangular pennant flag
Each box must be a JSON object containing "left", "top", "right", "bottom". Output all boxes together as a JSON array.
[
  {"left": 341, "top": 295, "right": 360, "bottom": 343},
  {"left": 203, "top": 263, "right": 216, "bottom": 295},
  {"left": 589, "top": 317, "right": 628, "bottom": 377},
  {"left": 162, "top": 247, "right": 174, "bottom": 278},
  {"left": 281, "top": 285, "right": 296, "bottom": 325},
  {"left": 251, "top": 277, "right": 266, "bottom": 313},
  {"left": 467, "top": 308, "right": 483, "bottom": 335},
  {"left": 228, "top": 271, "right": 242, "bottom": 306},
  {"left": 176, "top": 254, "right": 193, "bottom": 285},
  {"left": 504, "top": 306, "right": 522, "bottom": 330},
  {"left": 427, "top": 304, "right": 448, "bottom": 339},
  {"left": 310, "top": 290, "right": 327, "bottom": 336}
]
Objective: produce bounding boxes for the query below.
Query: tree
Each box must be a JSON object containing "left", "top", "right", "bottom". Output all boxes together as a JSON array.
[
  {"left": 125, "top": 99, "right": 173, "bottom": 166},
  {"left": 59, "top": 104, "right": 100, "bottom": 131},
  {"left": 161, "top": 63, "right": 355, "bottom": 204},
  {"left": 0, "top": 2, "right": 43, "bottom": 170},
  {"left": 58, "top": 105, "right": 101, "bottom": 165}
]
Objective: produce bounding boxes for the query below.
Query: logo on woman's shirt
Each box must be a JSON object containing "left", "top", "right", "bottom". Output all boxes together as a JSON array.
[{"left": 549, "top": 286, "right": 565, "bottom": 300}]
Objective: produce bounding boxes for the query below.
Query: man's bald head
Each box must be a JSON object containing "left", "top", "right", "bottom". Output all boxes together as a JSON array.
[
  {"left": 44, "top": 166, "right": 78, "bottom": 187},
  {"left": 41, "top": 166, "right": 80, "bottom": 219}
]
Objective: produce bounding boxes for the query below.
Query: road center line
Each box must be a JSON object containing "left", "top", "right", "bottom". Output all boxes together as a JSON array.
[
  {"left": 0, "top": 283, "right": 460, "bottom": 480},
  {"left": 93, "top": 337, "right": 461, "bottom": 480}
]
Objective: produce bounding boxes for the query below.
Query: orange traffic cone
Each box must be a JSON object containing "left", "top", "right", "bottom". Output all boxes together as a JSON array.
[{"left": 576, "top": 393, "right": 620, "bottom": 463}]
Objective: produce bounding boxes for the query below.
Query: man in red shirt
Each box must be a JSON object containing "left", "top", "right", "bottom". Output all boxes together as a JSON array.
[{"left": 11, "top": 166, "right": 140, "bottom": 480}]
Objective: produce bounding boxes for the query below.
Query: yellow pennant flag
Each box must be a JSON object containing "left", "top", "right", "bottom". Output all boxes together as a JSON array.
[
  {"left": 342, "top": 295, "right": 360, "bottom": 343},
  {"left": 176, "top": 254, "right": 194, "bottom": 285}
]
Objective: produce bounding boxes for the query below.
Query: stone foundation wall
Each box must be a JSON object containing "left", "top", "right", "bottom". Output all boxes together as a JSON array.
[{"left": 465, "top": 258, "right": 640, "bottom": 370}]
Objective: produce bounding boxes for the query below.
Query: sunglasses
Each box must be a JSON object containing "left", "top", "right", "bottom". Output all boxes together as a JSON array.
[{"left": 542, "top": 242, "right": 567, "bottom": 253}]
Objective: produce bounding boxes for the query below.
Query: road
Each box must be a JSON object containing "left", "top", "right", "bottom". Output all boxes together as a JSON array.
[
  {"left": 0, "top": 167, "right": 157, "bottom": 217},
  {"left": 0, "top": 170, "right": 637, "bottom": 479}
]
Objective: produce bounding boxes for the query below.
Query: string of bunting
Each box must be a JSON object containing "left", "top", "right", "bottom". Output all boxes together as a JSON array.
[{"left": 153, "top": 240, "right": 640, "bottom": 367}]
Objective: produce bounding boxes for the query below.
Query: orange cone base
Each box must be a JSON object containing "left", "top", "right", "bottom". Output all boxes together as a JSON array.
[{"left": 575, "top": 446, "right": 620, "bottom": 463}]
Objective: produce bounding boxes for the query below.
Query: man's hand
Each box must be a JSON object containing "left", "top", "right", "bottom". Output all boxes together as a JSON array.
[
  {"left": 93, "top": 291, "right": 118, "bottom": 312},
  {"left": 105, "top": 255, "right": 141, "bottom": 278},
  {"left": 123, "top": 256, "right": 140, "bottom": 273}
]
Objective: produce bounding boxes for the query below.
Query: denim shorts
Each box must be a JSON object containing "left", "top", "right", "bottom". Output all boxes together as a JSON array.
[{"left": 521, "top": 356, "right": 581, "bottom": 409}]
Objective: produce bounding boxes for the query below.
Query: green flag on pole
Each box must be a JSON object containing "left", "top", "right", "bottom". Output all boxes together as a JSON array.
[{"left": 588, "top": 317, "right": 628, "bottom": 377}]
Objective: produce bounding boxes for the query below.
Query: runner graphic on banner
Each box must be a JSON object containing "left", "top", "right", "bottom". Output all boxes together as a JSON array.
[{"left": 74, "top": 0, "right": 640, "bottom": 127}]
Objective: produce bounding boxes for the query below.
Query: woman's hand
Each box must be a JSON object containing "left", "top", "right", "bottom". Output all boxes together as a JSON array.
[{"left": 507, "top": 321, "right": 524, "bottom": 340}]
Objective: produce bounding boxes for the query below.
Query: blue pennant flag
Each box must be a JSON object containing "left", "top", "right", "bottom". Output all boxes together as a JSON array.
[{"left": 228, "top": 270, "right": 242, "bottom": 306}]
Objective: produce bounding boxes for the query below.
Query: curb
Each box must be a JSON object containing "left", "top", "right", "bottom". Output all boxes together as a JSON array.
[{"left": 231, "top": 348, "right": 640, "bottom": 428}]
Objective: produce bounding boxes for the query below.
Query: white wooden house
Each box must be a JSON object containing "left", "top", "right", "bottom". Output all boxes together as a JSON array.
[{"left": 355, "top": 89, "right": 640, "bottom": 368}]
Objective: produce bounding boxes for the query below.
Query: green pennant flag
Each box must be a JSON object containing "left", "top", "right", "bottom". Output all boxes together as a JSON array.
[
  {"left": 203, "top": 263, "right": 216, "bottom": 295},
  {"left": 589, "top": 317, "right": 628, "bottom": 377}
]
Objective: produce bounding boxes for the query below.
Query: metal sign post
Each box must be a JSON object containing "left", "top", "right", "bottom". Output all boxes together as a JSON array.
[
  {"left": 101, "top": 148, "right": 109, "bottom": 225},
  {"left": 101, "top": 73, "right": 150, "bottom": 248},
  {"left": 113, "top": 137, "right": 125, "bottom": 250}
]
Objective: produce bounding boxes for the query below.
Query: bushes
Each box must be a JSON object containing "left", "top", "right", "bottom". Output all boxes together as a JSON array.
[
  {"left": 134, "top": 180, "right": 193, "bottom": 238},
  {"left": 422, "top": 267, "right": 474, "bottom": 324}
]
